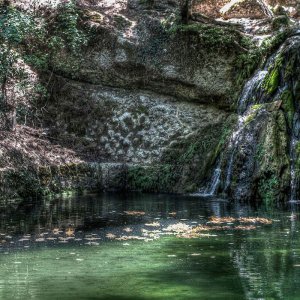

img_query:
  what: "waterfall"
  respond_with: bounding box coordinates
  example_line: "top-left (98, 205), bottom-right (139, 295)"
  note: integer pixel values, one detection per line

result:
top-left (290, 112), bottom-right (300, 200)
top-left (287, 36), bottom-right (300, 201)
top-left (204, 161), bottom-right (222, 196)
top-left (196, 159), bottom-right (222, 197)
top-left (200, 32), bottom-right (300, 201)
top-left (201, 67), bottom-right (269, 197)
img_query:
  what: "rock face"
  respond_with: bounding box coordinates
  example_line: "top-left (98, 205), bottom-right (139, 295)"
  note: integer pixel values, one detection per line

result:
top-left (1, 0), bottom-right (300, 201)
top-left (51, 5), bottom-right (239, 107)
top-left (48, 79), bottom-right (228, 164)
top-left (35, 0), bottom-right (246, 195)
top-left (0, 0), bottom-right (246, 199)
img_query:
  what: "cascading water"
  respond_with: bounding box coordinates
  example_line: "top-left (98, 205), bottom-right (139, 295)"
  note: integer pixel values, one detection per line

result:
top-left (201, 63), bottom-right (271, 197)
top-left (201, 31), bottom-right (300, 201)
top-left (223, 68), bottom-right (270, 192)
top-left (290, 107), bottom-right (300, 201)
top-left (201, 160), bottom-right (222, 196)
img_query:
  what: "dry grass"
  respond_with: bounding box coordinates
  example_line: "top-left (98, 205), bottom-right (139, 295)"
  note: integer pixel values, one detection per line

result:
top-left (0, 125), bottom-right (83, 171)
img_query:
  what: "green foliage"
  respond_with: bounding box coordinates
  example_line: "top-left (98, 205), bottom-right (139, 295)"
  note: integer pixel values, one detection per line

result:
top-left (0, 1), bottom-right (90, 127)
top-left (272, 15), bottom-right (289, 31)
top-left (0, 0), bottom-right (89, 71)
top-left (5, 168), bottom-right (46, 199)
top-left (0, 6), bottom-right (40, 45)
top-left (54, 1), bottom-right (89, 54)
top-left (23, 53), bottom-right (49, 71)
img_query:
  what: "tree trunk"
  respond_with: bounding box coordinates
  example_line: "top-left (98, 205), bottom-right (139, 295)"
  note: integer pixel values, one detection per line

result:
top-left (0, 51), bottom-right (16, 131)
top-left (257, 0), bottom-right (274, 18)
top-left (181, 0), bottom-right (194, 24)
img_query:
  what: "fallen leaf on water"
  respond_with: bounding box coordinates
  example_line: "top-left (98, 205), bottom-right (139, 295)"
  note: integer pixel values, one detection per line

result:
top-left (239, 217), bottom-right (272, 225)
top-left (35, 238), bottom-right (45, 242)
top-left (235, 225), bottom-right (256, 230)
top-left (116, 236), bottom-right (145, 241)
top-left (84, 237), bottom-right (101, 241)
top-left (209, 217), bottom-right (236, 224)
top-left (192, 225), bottom-right (211, 232)
top-left (18, 238), bottom-right (30, 242)
top-left (164, 223), bottom-right (191, 233)
top-left (65, 228), bottom-right (75, 237)
top-left (52, 228), bottom-right (61, 235)
top-left (85, 242), bottom-right (100, 246)
top-left (145, 222), bottom-right (160, 227)
top-left (106, 233), bottom-right (116, 239)
top-left (123, 227), bottom-right (133, 233)
top-left (124, 211), bottom-right (145, 216)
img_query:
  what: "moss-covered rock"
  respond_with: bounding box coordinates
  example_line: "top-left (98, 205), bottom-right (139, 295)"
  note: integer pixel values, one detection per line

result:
top-left (280, 89), bottom-right (294, 129)
top-left (255, 110), bottom-right (290, 204)
top-left (263, 55), bottom-right (283, 95)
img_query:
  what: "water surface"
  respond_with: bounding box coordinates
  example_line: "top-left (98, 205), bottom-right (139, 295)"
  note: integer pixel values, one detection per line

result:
top-left (0, 192), bottom-right (300, 300)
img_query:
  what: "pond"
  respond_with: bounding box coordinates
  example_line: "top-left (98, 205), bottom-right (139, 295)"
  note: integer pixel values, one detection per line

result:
top-left (0, 192), bottom-right (300, 300)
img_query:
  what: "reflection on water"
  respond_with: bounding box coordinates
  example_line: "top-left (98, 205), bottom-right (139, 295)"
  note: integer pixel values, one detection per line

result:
top-left (0, 192), bottom-right (300, 300)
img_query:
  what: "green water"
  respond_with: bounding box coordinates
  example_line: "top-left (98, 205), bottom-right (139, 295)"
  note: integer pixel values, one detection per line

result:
top-left (1, 193), bottom-right (300, 300)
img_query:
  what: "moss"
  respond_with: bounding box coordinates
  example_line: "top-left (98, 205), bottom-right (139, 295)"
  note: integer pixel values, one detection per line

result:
top-left (255, 110), bottom-right (290, 203)
top-left (252, 104), bottom-right (263, 110)
top-left (255, 143), bottom-right (265, 162)
top-left (263, 56), bottom-right (283, 95)
top-left (127, 164), bottom-right (179, 193)
top-left (235, 47), bottom-right (263, 87)
top-left (281, 90), bottom-right (294, 129)
top-left (258, 174), bottom-right (279, 206)
top-left (243, 104), bottom-right (264, 125)
top-left (0, 163), bottom-right (103, 201)
top-left (167, 23), bottom-right (244, 50)
top-left (4, 168), bottom-right (47, 199)
top-left (211, 119), bottom-right (236, 164)
top-left (234, 29), bottom-right (292, 91)
top-left (244, 113), bottom-right (256, 125)
top-left (157, 115), bottom-right (236, 193)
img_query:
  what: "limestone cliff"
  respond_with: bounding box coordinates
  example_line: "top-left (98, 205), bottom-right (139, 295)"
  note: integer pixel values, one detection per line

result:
top-left (0, 0), bottom-right (298, 200)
